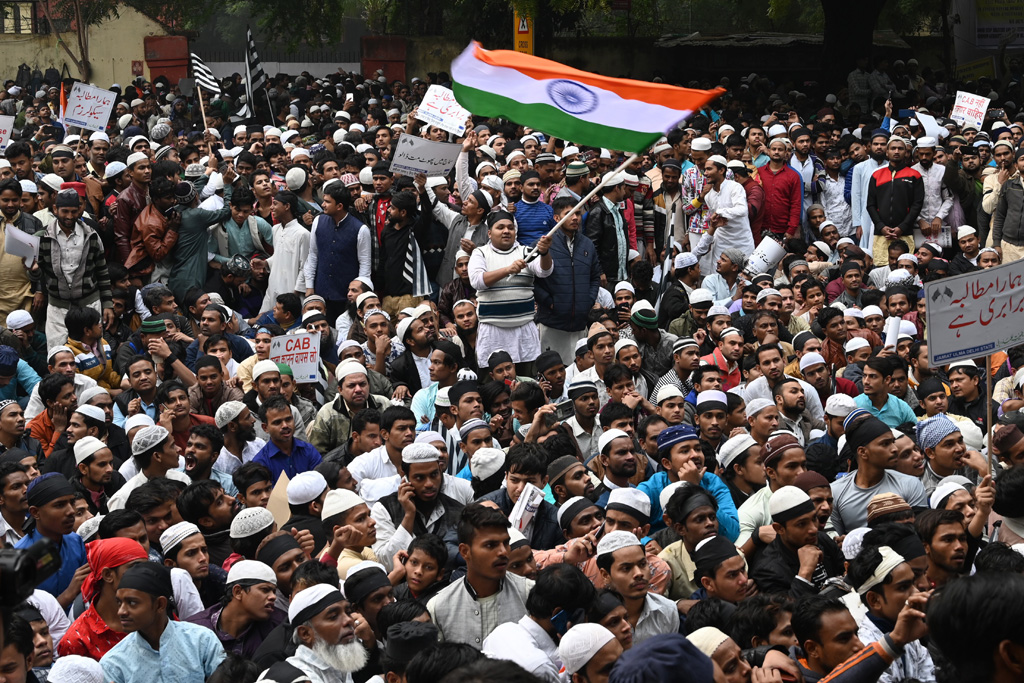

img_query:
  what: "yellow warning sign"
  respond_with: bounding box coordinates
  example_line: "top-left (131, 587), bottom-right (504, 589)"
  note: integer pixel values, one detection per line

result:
top-left (514, 12), bottom-right (534, 54)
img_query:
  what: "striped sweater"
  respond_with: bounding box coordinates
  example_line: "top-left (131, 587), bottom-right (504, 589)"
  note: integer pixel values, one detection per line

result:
top-left (34, 221), bottom-right (112, 308)
top-left (472, 242), bottom-right (539, 328)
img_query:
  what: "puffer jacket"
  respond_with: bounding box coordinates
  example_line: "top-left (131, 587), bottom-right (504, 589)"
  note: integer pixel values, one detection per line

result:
top-left (867, 163), bottom-right (924, 235)
top-left (993, 174), bottom-right (1024, 247)
top-left (534, 229), bottom-right (601, 332)
top-left (65, 337), bottom-right (120, 390)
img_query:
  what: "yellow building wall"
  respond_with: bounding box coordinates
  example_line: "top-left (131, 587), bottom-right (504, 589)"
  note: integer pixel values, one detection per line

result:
top-left (0, 7), bottom-right (169, 89)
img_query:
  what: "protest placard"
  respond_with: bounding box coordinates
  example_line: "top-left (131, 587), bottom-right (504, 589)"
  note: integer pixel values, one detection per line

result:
top-left (950, 91), bottom-right (990, 130)
top-left (389, 135), bottom-right (463, 177)
top-left (63, 82), bottom-right (117, 132)
top-left (0, 116), bottom-right (14, 150)
top-left (414, 85), bottom-right (472, 136)
top-left (270, 331), bottom-right (321, 383)
top-left (924, 258), bottom-right (1024, 365)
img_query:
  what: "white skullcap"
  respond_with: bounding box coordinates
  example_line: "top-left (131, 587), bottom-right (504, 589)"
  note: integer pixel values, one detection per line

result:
top-left (78, 387), bottom-right (110, 407)
top-left (470, 448), bottom-right (505, 480)
top-left (631, 300), bottom-right (655, 315)
top-left (415, 431), bottom-right (444, 446)
top-left (336, 360), bottom-right (368, 382)
top-left (89, 131), bottom-right (110, 143)
top-left (659, 481), bottom-right (689, 511)
top-left (614, 281), bottom-right (634, 295)
top-left (957, 226), bottom-right (977, 240)
top-left (596, 530), bottom-right (641, 558)
top-left (675, 252), bottom-right (699, 269)
top-left (75, 404), bottom-right (106, 423)
top-left (356, 291), bottom-right (378, 307)
top-left (844, 337), bottom-right (870, 353)
top-left (435, 387), bottom-right (451, 408)
top-left (688, 627), bottom-right (731, 658)
top-left (708, 305), bottom-right (731, 318)
top-left (745, 397), bottom-right (775, 417)
top-left (559, 624), bottom-right (616, 675)
top-left (720, 327), bottom-right (743, 340)
top-left (73, 435), bottom-right (106, 465)
top-left (689, 288), bottom-right (714, 305)
top-left (48, 655), bottom-right (105, 683)
top-left (811, 241), bottom-right (833, 259)
top-left (127, 152), bottom-right (148, 168)
top-left (350, 123), bottom-right (366, 133)
top-left (607, 487), bottom-right (652, 521)
top-left (842, 526), bottom-right (871, 561)
top-left (930, 481), bottom-right (967, 510)
top-left (799, 352), bottom-right (826, 373)
top-left (76, 515), bottom-right (104, 542)
top-left (396, 317), bottom-right (415, 343)
top-left (769, 486), bottom-right (813, 521)
top-left (837, 237), bottom-right (855, 248)
top-left (916, 136), bottom-right (937, 148)
top-left (5, 310), bottom-right (33, 330)
top-left (215, 400), bottom-right (247, 428)
top-left (160, 521), bottom-right (201, 556)
top-left (707, 154), bottom-right (728, 167)
top-left (655, 385), bottom-right (684, 404)
top-left (691, 137), bottom-right (712, 151)
top-left (252, 359), bottom-right (281, 381)
top-left (756, 288), bottom-right (781, 304)
top-left (862, 305), bottom-right (884, 318)
top-left (402, 443), bottom-right (440, 464)
top-left (131, 426), bottom-right (169, 456)
top-left (614, 339), bottom-right (638, 355)
top-left (287, 471), bottom-right (328, 505)
top-left (227, 559), bottom-right (277, 586)
top-left (897, 253), bottom-right (918, 264)
top-left (229, 506), bottom-right (275, 539)
top-left (288, 583), bottom-right (343, 623)
top-left (322, 488), bottom-right (366, 520)
top-left (767, 124), bottom-right (787, 137)
top-left (825, 393), bottom-right (857, 418)
top-left (234, 124), bottom-right (248, 136)
top-left (718, 434), bottom-right (759, 470)
top-left (597, 428), bottom-right (630, 454)
top-left (19, 180), bottom-right (37, 194)
top-left (124, 414), bottom-right (155, 433)
top-left (557, 496), bottom-right (594, 528)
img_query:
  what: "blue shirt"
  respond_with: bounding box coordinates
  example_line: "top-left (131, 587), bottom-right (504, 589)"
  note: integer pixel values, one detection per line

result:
top-left (0, 359), bottom-right (40, 403)
top-left (15, 529), bottom-right (86, 598)
top-left (208, 468), bottom-right (238, 497)
top-left (114, 396), bottom-right (157, 428)
top-left (637, 470), bottom-right (740, 541)
top-left (101, 620), bottom-right (225, 683)
top-left (854, 393), bottom-right (918, 428)
top-left (252, 438), bottom-right (323, 482)
top-left (514, 199), bottom-right (555, 246)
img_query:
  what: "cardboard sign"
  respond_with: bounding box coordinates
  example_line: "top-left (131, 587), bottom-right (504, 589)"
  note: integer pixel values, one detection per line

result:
top-left (270, 331), bottom-right (321, 383)
top-left (925, 259), bottom-right (1024, 365)
top-left (415, 85), bottom-right (471, 136)
top-left (0, 115), bottom-right (14, 151)
top-left (266, 471), bottom-right (291, 529)
top-left (950, 91), bottom-right (990, 130)
top-left (389, 135), bottom-right (463, 178)
top-left (63, 82), bottom-right (117, 132)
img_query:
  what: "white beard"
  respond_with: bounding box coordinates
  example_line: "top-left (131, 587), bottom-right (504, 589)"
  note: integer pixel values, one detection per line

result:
top-left (312, 635), bottom-right (369, 673)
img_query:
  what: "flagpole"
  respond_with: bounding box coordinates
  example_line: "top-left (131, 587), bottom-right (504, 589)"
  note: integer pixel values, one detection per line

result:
top-left (197, 89), bottom-right (209, 133)
top-left (524, 153), bottom-right (638, 263)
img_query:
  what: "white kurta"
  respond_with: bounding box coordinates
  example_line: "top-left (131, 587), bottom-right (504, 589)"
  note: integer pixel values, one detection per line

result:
top-left (705, 178), bottom-right (755, 271)
top-left (263, 219), bottom-right (310, 311)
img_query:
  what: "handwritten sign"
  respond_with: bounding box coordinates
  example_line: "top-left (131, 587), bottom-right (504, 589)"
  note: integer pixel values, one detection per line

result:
top-left (389, 135), bottom-right (462, 178)
top-left (925, 259), bottom-right (1024, 365)
top-left (0, 115), bottom-right (13, 151)
top-left (414, 85), bottom-right (471, 136)
top-left (269, 331), bottom-right (321, 383)
top-left (950, 91), bottom-right (990, 130)
top-left (63, 83), bottom-right (116, 132)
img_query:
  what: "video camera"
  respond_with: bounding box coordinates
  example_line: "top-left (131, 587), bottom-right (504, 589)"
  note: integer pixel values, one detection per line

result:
top-left (0, 539), bottom-right (61, 607)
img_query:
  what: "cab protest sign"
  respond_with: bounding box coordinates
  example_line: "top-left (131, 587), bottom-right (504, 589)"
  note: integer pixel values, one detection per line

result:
top-left (270, 331), bottom-right (321, 382)
top-left (0, 115), bottom-right (14, 150)
top-left (414, 85), bottom-right (472, 136)
top-left (925, 259), bottom-right (1024, 365)
top-left (63, 83), bottom-right (117, 132)
top-left (950, 91), bottom-right (990, 131)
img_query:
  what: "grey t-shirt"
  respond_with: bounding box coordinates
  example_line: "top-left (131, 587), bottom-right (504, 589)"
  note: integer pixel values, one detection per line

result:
top-left (830, 470), bottom-right (928, 535)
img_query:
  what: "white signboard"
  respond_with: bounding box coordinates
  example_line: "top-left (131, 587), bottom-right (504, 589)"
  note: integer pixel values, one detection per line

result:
top-left (389, 135), bottom-right (462, 178)
top-left (63, 82), bottom-right (117, 132)
top-left (950, 91), bottom-right (990, 130)
top-left (414, 85), bottom-right (471, 136)
top-left (269, 331), bottom-right (321, 383)
top-left (924, 259), bottom-right (1024, 365)
top-left (0, 116), bottom-right (14, 150)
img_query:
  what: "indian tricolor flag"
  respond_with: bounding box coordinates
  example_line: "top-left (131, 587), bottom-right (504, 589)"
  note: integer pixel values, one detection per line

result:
top-left (452, 42), bottom-right (725, 153)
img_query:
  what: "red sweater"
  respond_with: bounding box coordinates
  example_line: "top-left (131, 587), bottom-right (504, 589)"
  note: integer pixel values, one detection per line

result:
top-left (758, 163), bottom-right (802, 235)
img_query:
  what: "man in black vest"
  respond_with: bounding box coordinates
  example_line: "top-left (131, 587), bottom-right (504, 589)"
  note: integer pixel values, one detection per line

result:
top-left (369, 442), bottom-right (462, 572)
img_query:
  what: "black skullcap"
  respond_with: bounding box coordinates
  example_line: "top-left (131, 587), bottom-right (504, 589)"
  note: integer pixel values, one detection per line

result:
top-left (536, 350), bottom-right (564, 373)
top-left (488, 350), bottom-right (514, 370)
top-left (609, 633), bottom-right (713, 683)
top-left (841, 260), bottom-right (863, 274)
top-left (383, 622), bottom-right (439, 666)
top-left (0, 448), bottom-right (30, 466)
top-left (345, 564), bottom-right (391, 606)
top-left (916, 376), bottom-right (946, 401)
top-left (27, 472), bottom-right (75, 508)
top-left (486, 210), bottom-right (514, 229)
top-left (520, 170), bottom-right (540, 183)
top-left (118, 562), bottom-right (174, 599)
top-left (256, 533), bottom-right (302, 567)
top-left (0, 346), bottom-right (19, 376)
top-left (692, 535), bottom-right (740, 576)
top-left (448, 380), bottom-right (480, 405)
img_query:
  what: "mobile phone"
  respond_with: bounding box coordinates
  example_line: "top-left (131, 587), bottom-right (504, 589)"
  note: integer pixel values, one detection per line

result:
top-left (346, 93), bottom-right (354, 103)
top-left (553, 399), bottom-right (575, 423)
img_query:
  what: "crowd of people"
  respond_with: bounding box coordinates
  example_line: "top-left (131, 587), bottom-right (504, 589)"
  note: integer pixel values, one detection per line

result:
top-left (0, 53), bottom-right (1022, 683)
